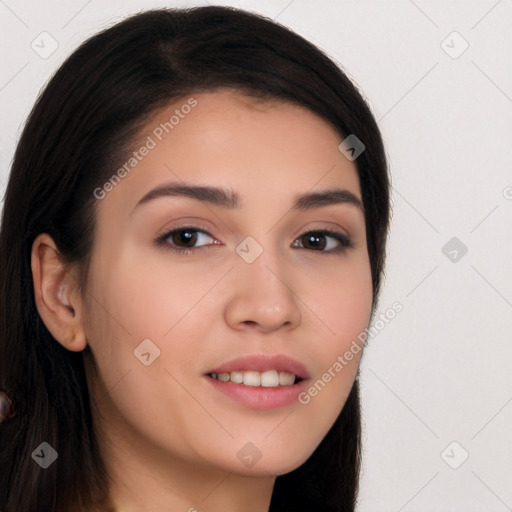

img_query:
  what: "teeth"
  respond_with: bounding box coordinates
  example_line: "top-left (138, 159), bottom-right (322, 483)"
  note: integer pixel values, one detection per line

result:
top-left (261, 370), bottom-right (279, 387)
top-left (278, 371), bottom-right (295, 386)
top-left (230, 371), bottom-right (243, 384)
top-left (243, 371), bottom-right (260, 387)
top-left (211, 370), bottom-right (297, 387)
top-left (218, 373), bottom-right (230, 382)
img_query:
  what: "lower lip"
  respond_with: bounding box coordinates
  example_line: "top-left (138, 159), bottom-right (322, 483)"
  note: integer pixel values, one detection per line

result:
top-left (205, 376), bottom-right (308, 410)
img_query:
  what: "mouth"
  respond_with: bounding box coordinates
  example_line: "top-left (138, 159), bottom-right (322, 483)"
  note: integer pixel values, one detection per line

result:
top-left (206, 370), bottom-right (304, 387)
top-left (204, 354), bottom-right (310, 410)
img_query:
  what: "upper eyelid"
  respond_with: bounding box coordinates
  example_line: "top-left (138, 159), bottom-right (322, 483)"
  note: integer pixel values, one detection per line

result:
top-left (161, 225), bottom-right (347, 237)
top-left (156, 223), bottom-right (214, 240)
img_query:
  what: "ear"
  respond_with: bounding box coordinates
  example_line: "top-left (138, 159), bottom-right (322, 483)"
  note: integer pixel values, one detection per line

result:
top-left (31, 233), bottom-right (87, 352)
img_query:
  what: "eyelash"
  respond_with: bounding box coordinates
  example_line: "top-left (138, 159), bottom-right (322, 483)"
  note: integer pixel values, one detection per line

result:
top-left (155, 225), bottom-right (353, 255)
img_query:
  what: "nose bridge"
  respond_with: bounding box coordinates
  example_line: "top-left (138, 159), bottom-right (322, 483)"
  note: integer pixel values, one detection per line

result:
top-left (236, 234), bottom-right (291, 293)
top-left (224, 238), bottom-right (302, 331)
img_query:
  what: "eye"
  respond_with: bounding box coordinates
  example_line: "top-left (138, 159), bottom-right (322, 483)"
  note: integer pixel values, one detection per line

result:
top-left (292, 229), bottom-right (352, 253)
top-left (155, 226), bottom-right (219, 254)
top-left (155, 227), bottom-right (352, 255)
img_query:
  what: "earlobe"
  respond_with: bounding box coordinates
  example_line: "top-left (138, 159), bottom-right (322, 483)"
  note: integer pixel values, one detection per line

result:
top-left (31, 233), bottom-right (87, 352)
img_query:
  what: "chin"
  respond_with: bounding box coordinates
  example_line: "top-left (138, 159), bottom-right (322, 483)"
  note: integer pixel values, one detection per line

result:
top-left (226, 447), bottom-right (315, 478)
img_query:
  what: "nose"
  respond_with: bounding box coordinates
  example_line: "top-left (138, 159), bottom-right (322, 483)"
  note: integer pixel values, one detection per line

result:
top-left (224, 256), bottom-right (302, 334)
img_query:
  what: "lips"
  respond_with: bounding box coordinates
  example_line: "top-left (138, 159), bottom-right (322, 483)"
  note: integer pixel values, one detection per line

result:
top-left (205, 354), bottom-right (310, 409)
top-left (206, 354), bottom-right (310, 381)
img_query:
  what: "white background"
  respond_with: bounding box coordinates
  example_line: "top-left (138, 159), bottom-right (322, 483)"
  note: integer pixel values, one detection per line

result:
top-left (1, 1), bottom-right (511, 510)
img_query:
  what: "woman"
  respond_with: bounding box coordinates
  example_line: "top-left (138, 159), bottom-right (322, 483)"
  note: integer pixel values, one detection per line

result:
top-left (0, 6), bottom-right (390, 511)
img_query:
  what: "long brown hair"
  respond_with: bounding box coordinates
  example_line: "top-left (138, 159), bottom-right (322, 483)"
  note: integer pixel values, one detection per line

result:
top-left (0, 7), bottom-right (390, 511)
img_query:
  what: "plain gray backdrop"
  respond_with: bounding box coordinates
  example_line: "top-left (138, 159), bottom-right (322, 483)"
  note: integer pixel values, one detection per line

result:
top-left (1, 1), bottom-right (511, 510)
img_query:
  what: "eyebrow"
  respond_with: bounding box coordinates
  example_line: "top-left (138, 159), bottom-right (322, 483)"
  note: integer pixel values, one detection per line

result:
top-left (132, 183), bottom-right (364, 213)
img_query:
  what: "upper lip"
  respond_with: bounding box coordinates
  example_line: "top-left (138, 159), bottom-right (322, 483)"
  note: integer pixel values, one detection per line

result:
top-left (207, 354), bottom-right (310, 380)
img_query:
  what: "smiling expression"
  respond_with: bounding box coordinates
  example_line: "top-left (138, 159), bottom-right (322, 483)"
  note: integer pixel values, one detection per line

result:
top-left (80, 89), bottom-right (373, 477)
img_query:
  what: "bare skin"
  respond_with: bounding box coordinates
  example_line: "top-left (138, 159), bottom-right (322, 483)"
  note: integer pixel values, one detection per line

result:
top-left (32, 90), bottom-right (373, 512)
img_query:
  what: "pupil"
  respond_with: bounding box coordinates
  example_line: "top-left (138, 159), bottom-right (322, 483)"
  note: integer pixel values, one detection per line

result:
top-left (174, 230), bottom-right (197, 247)
top-left (304, 233), bottom-right (325, 250)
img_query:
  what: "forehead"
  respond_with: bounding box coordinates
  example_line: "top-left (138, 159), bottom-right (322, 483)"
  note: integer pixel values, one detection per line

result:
top-left (97, 89), bottom-right (362, 215)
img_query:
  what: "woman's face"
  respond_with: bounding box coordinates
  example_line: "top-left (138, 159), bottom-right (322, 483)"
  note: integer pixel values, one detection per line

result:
top-left (82, 90), bottom-right (373, 477)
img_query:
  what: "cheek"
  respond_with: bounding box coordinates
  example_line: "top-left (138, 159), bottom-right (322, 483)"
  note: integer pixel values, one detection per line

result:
top-left (86, 244), bottom-right (221, 338)
top-left (299, 251), bottom-right (373, 342)
top-left (291, 254), bottom-right (372, 422)
top-left (82, 246), bottom-right (228, 392)
top-left (81, 252), bottom-right (215, 454)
